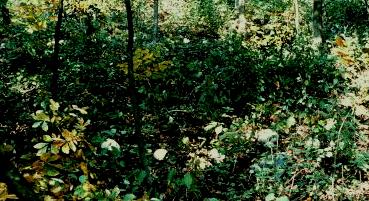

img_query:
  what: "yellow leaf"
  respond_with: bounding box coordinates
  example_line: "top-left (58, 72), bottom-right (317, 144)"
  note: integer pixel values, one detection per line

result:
top-left (50, 186), bottom-right (62, 194)
top-left (335, 36), bottom-right (346, 47)
top-left (80, 162), bottom-right (88, 175)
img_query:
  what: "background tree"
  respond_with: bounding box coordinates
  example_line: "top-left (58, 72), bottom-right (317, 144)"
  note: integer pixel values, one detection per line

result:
top-left (312, 0), bottom-right (323, 48)
top-left (153, 0), bottom-right (159, 42)
top-left (51, 0), bottom-right (64, 99)
top-left (124, 0), bottom-right (147, 169)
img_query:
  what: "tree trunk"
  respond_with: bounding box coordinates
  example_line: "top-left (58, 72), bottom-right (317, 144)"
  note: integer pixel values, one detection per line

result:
top-left (51, 0), bottom-right (64, 99)
top-left (312, 0), bottom-right (323, 48)
top-left (124, 0), bottom-right (147, 169)
top-left (153, 0), bottom-right (159, 43)
top-left (0, 0), bottom-right (10, 25)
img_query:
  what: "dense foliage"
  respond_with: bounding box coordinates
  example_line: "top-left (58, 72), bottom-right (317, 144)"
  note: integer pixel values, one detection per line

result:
top-left (1, 0), bottom-right (369, 200)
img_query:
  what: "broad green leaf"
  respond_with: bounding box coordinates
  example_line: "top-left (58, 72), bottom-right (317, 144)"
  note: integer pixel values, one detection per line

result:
top-left (265, 193), bottom-right (275, 201)
top-left (33, 110), bottom-right (50, 121)
top-left (49, 99), bottom-right (60, 111)
top-left (46, 168), bottom-right (60, 176)
top-left (43, 135), bottom-right (52, 142)
top-left (182, 136), bottom-right (189, 144)
top-left (137, 170), bottom-right (147, 185)
top-left (34, 142), bottom-right (48, 149)
top-left (256, 129), bottom-right (278, 142)
top-left (167, 168), bottom-right (176, 185)
top-left (276, 196), bottom-right (289, 201)
top-left (32, 121), bottom-right (42, 128)
top-left (286, 116), bottom-right (296, 128)
top-left (119, 160), bottom-right (125, 167)
top-left (36, 146), bottom-right (48, 156)
top-left (41, 121), bottom-right (48, 132)
top-left (214, 125), bottom-right (223, 135)
top-left (50, 144), bottom-right (59, 154)
top-left (204, 122), bottom-right (217, 131)
top-left (72, 105), bottom-right (88, 114)
top-left (79, 175), bottom-right (88, 183)
top-left (183, 173), bottom-right (193, 189)
top-left (123, 194), bottom-right (136, 201)
top-left (153, 148), bottom-right (167, 161)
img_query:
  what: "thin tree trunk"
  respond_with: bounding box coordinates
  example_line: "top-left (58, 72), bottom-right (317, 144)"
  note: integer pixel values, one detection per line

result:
top-left (312, 0), bottom-right (323, 49)
top-left (51, 0), bottom-right (64, 99)
top-left (153, 0), bottom-right (159, 43)
top-left (294, 0), bottom-right (300, 34)
top-left (1, 0), bottom-right (10, 25)
top-left (124, 0), bottom-right (147, 169)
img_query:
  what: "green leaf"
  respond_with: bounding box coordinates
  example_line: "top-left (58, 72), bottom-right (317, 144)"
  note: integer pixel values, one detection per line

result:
top-left (49, 99), bottom-right (60, 111)
top-left (41, 121), bottom-right (48, 132)
top-left (62, 143), bottom-right (70, 154)
top-left (183, 173), bottom-right (193, 189)
top-left (43, 135), bottom-right (52, 142)
top-left (265, 193), bottom-right (275, 201)
top-left (214, 125), bottom-right (223, 135)
top-left (50, 144), bottom-right (59, 154)
top-left (79, 175), bottom-right (88, 183)
top-left (33, 110), bottom-right (50, 121)
top-left (36, 146), bottom-right (48, 156)
top-left (34, 142), bottom-right (48, 149)
top-left (167, 168), bottom-right (176, 185)
top-left (119, 160), bottom-right (125, 167)
top-left (136, 170), bottom-right (147, 185)
top-left (46, 168), bottom-right (60, 176)
top-left (74, 186), bottom-right (84, 197)
top-left (32, 121), bottom-right (42, 128)
top-left (72, 105), bottom-right (88, 114)
top-left (276, 196), bottom-right (289, 201)
top-left (286, 116), bottom-right (296, 128)
top-left (123, 194), bottom-right (136, 201)
top-left (204, 121), bottom-right (217, 131)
